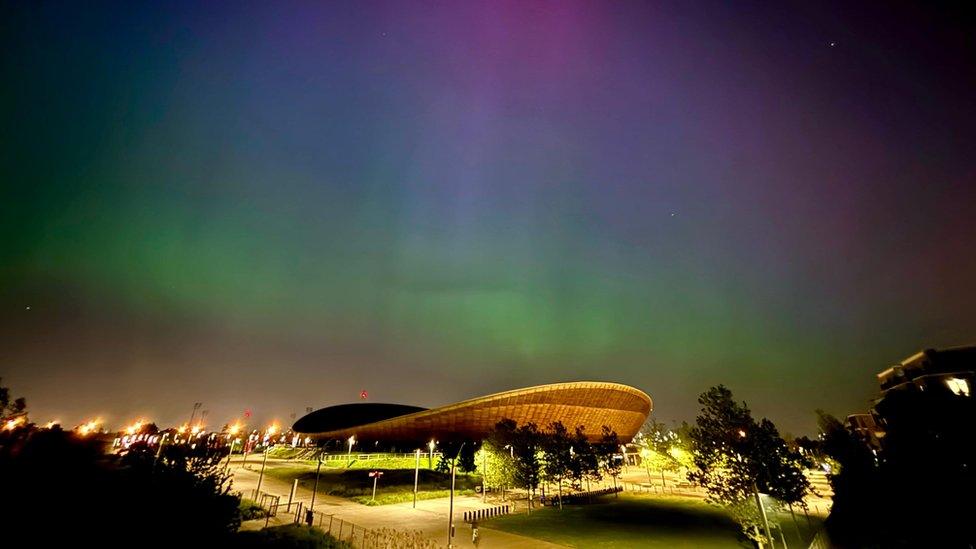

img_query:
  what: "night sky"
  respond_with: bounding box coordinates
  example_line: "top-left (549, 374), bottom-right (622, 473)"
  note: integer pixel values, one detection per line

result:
top-left (2, 2), bottom-right (975, 435)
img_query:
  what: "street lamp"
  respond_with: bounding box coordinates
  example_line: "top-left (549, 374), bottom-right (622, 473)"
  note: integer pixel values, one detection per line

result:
top-left (737, 429), bottom-right (773, 547)
top-left (225, 437), bottom-right (240, 469)
top-left (347, 435), bottom-right (356, 463)
top-left (413, 448), bottom-right (421, 508)
top-left (447, 442), bottom-right (465, 549)
top-left (254, 424), bottom-right (277, 496)
top-left (427, 439), bottom-right (436, 469)
top-left (255, 445), bottom-right (270, 496)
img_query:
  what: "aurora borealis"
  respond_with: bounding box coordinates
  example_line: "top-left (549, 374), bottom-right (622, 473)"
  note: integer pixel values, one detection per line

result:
top-left (2, 2), bottom-right (975, 434)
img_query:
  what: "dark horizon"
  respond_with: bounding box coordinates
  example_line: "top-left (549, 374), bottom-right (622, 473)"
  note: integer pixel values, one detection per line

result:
top-left (3, 1), bottom-right (975, 435)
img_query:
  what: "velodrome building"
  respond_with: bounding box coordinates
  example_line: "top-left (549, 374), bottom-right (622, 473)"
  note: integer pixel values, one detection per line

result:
top-left (293, 381), bottom-right (652, 444)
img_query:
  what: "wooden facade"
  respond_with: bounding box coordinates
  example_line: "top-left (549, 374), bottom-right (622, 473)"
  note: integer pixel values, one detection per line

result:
top-left (297, 381), bottom-right (652, 443)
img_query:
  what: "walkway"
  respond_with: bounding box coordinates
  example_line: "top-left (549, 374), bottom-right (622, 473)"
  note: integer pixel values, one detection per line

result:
top-left (229, 461), bottom-right (564, 548)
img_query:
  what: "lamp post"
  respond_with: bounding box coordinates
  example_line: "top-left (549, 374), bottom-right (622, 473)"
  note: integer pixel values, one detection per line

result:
top-left (427, 439), bottom-right (436, 469)
top-left (153, 432), bottom-right (170, 472)
top-left (754, 483), bottom-right (773, 548)
top-left (738, 429), bottom-right (773, 548)
top-left (447, 442), bottom-right (465, 548)
top-left (310, 453), bottom-right (323, 511)
top-left (225, 438), bottom-right (237, 470)
top-left (347, 435), bottom-right (356, 463)
top-left (255, 446), bottom-right (270, 495)
top-left (187, 402), bottom-right (202, 433)
top-left (242, 432), bottom-right (255, 468)
top-left (413, 448), bottom-right (421, 508)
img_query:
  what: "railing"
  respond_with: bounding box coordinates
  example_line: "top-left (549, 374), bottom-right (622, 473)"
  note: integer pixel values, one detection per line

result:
top-left (622, 480), bottom-right (704, 496)
top-left (245, 488), bottom-right (438, 548)
top-left (462, 504), bottom-right (510, 523)
top-left (551, 486), bottom-right (622, 504)
top-left (317, 452), bottom-right (443, 462)
top-left (807, 528), bottom-right (832, 549)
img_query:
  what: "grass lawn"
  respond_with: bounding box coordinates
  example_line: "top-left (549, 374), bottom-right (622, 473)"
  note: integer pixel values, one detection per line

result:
top-left (485, 493), bottom-right (751, 548)
top-left (262, 462), bottom-right (481, 505)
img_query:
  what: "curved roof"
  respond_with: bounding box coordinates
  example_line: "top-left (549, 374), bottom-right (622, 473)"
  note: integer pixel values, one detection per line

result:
top-left (293, 381), bottom-right (652, 443)
top-left (292, 403), bottom-right (427, 434)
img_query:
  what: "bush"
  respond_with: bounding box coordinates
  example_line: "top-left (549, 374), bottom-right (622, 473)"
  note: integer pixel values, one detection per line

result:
top-left (1, 430), bottom-right (241, 547)
top-left (239, 498), bottom-right (268, 520)
top-left (351, 488), bottom-right (476, 506)
top-left (232, 524), bottom-right (353, 548)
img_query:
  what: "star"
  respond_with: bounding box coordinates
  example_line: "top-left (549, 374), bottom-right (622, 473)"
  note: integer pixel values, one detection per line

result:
top-left (26, 306), bottom-right (31, 310)
top-left (829, 41), bottom-right (836, 47)
top-left (670, 212), bottom-right (676, 217)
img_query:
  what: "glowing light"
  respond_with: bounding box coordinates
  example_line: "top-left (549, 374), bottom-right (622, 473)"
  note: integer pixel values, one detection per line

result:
top-left (77, 418), bottom-right (101, 436)
top-left (44, 420), bottom-right (59, 429)
top-left (267, 424), bottom-right (279, 436)
top-left (124, 419), bottom-right (145, 436)
top-left (946, 377), bottom-right (970, 397)
top-left (737, 430), bottom-right (747, 438)
top-left (229, 422), bottom-right (242, 436)
top-left (4, 416), bottom-right (25, 430)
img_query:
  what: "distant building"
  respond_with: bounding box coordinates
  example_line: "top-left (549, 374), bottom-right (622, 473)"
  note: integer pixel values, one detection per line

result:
top-left (845, 346), bottom-right (974, 447)
top-left (293, 381), bottom-right (652, 446)
top-left (870, 345), bottom-right (974, 470)
top-left (845, 413), bottom-right (883, 449)
top-left (876, 345), bottom-right (974, 397)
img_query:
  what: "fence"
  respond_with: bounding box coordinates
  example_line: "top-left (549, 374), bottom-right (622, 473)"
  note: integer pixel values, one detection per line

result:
top-left (807, 528), bottom-right (832, 549)
top-left (623, 480), bottom-right (705, 496)
top-left (245, 489), bottom-right (438, 548)
top-left (551, 486), bottom-right (623, 505)
top-left (318, 452), bottom-right (442, 462)
top-left (462, 504), bottom-right (510, 523)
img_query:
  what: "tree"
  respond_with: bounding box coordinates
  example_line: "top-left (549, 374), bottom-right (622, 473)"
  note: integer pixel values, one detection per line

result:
top-left (567, 426), bottom-right (600, 491)
top-left (815, 411), bottom-right (882, 543)
top-left (0, 377), bottom-right (27, 423)
top-left (594, 426), bottom-right (622, 495)
top-left (540, 421), bottom-right (573, 508)
top-left (688, 385), bottom-right (809, 545)
top-left (1, 427), bottom-right (241, 547)
top-left (638, 419), bottom-right (682, 485)
top-left (475, 439), bottom-right (516, 499)
top-left (121, 440), bottom-right (241, 538)
top-left (435, 440), bottom-right (477, 473)
top-left (511, 422), bottom-right (542, 508)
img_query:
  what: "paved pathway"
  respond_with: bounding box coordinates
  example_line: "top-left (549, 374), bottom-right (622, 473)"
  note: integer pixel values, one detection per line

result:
top-left (229, 460), bottom-right (564, 548)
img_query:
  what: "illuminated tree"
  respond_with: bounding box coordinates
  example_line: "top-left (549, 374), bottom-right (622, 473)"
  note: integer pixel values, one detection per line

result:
top-left (475, 439), bottom-right (516, 497)
top-left (688, 385), bottom-right (809, 544)
top-left (638, 419), bottom-right (682, 485)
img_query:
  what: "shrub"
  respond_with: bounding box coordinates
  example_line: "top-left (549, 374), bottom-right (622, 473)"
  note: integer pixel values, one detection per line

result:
top-left (232, 524), bottom-right (353, 548)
